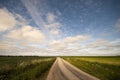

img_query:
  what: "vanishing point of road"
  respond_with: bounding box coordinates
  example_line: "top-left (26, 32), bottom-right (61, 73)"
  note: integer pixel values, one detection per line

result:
top-left (46, 57), bottom-right (100, 80)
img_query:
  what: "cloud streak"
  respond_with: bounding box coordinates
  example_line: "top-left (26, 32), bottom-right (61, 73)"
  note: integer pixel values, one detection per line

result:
top-left (0, 0), bottom-right (120, 56)
top-left (115, 19), bottom-right (120, 32)
top-left (21, 0), bottom-right (62, 37)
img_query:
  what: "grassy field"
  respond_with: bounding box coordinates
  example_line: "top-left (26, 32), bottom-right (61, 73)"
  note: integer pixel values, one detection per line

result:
top-left (0, 56), bottom-right (55, 80)
top-left (63, 56), bottom-right (120, 80)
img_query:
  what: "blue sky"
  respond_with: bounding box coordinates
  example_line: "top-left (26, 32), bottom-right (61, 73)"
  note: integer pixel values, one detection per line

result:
top-left (0, 0), bottom-right (120, 56)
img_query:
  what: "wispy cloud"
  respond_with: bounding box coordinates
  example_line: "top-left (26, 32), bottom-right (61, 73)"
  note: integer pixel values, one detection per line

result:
top-left (44, 13), bottom-right (61, 36)
top-left (0, 0), bottom-right (120, 56)
top-left (21, 0), bottom-right (62, 36)
top-left (46, 12), bottom-right (57, 23)
top-left (115, 19), bottom-right (120, 32)
top-left (44, 22), bottom-right (61, 29)
top-left (50, 29), bottom-right (60, 35)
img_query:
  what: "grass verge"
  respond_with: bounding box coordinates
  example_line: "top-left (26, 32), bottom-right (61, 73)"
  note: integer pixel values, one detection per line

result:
top-left (0, 56), bottom-right (55, 80)
top-left (64, 56), bottom-right (120, 80)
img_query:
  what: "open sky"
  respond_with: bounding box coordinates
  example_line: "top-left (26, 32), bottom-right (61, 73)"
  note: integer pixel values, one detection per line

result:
top-left (0, 0), bottom-right (120, 56)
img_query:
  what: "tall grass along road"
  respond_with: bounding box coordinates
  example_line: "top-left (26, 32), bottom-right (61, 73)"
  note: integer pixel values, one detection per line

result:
top-left (0, 56), bottom-right (55, 80)
top-left (47, 57), bottom-right (99, 80)
top-left (64, 57), bottom-right (120, 80)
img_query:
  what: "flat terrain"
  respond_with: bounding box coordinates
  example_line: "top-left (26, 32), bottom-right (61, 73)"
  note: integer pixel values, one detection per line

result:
top-left (63, 56), bottom-right (120, 80)
top-left (0, 56), bottom-right (119, 80)
top-left (0, 56), bottom-right (55, 80)
top-left (47, 57), bottom-right (99, 80)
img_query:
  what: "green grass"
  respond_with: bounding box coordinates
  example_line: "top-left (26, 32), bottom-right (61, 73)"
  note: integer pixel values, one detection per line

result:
top-left (0, 56), bottom-right (55, 80)
top-left (63, 56), bottom-right (120, 80)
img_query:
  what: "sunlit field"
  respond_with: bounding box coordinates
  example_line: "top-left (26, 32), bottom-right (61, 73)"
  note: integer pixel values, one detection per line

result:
top-left (0, 56), bottom-right (120, 80)
top-left (63, 56), bottom-right (120, 80)
top-left (0, 56), bottom-right (55, 80)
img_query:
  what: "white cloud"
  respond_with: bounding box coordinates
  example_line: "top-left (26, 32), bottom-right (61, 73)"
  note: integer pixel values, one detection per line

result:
top-left (0, 44), bottom-right (16, 51)
top-left (48, 40), bottom-right (66, 51)
top-left (47, 35), bottom-right (90, 53)
top-left (0, 8), bottom-right (44, 44)
top-left (1, 6), bottom-right (119, 56)
top-left (45, 35), bottom-right (90, 54)
top-left (86, 39), bottom-right (120, 50)
top-left (0, 43), bottom-right (22, 55)
top-left (4, 25), bottom-right (46, 43)
top-left (0, 8), bottom-right (17, 32)
top-left (1, 34), bottom-right (120, 56)
top-left (64, 35), bottom-right (90, 43)
top-left (86, 40), bottom-right (109, 48)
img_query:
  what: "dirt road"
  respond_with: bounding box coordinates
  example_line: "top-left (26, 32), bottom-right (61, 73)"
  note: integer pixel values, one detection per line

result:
top-left (46, 57), bottom-right (99, 80)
